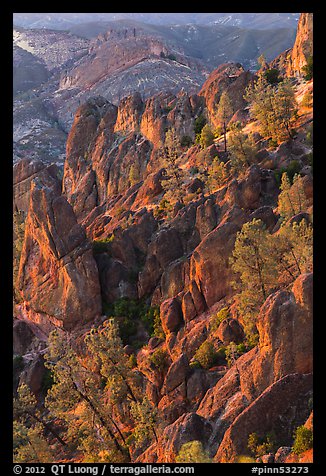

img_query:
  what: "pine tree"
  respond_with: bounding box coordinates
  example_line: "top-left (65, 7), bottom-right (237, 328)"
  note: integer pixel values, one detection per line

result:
top-left (230, 219), bottom-right (279, 336)
top-left (199, 124), bottom-right (215, 148)
top-left (207, 157), bottom-right (229, 192)
top-left (44, 328), bottom-right (130, 461)
top-left (275, 220), bottom-right (313, 286)
top-left (278, 173), bottom-right (307, 219)
top-left (273, 80), bottom-right (298, 139)
top-left (84, 319), bottom-right (139, 404)
top-left (130, 396), bottom-right (160, 447)
top-left (231, 219), bottom-right (278, 303)
top-left (244, 75), bottom-right (277, 140)
top-left (245, 76), bottom-right (298, 143)
top-left (160, 127), bottom-right (185, 204)
top-left (14, 383), bottom-right (66, 447)
top-left (14, 421), bottom-right (54, 463)
top-left (216, 90), bottom-right (233, 152)
top-left (228, 121), bottom-right (258, 172)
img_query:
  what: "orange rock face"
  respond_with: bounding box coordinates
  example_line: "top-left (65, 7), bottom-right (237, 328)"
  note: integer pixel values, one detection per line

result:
top-left (16, 180), bottom-right (102, 332)
top-left (288, 13), bottom-right (313, 76)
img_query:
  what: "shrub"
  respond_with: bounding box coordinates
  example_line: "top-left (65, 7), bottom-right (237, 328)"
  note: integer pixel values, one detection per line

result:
top-left (152, 308), bottom-right (165, 340)
top-left (194, 115), bottom-right (207, 135)
top-left (128, 354), bottom-right (137, 369)
top-left (149, 349), bottom-right (169, 372)
top-left (274, 160), bottom-right (302, 185)
top-left (180, 135), bottom-right (193, 148)
top-left (41, 369), bottom-right (54, 394)
top-left (153, 198), bottom-right (172, 220)
top-left (292, 426), bottom-right (313, 455)
top-left (302, 56), bottom-right (313, 80)
top-left (264, 68), bottom-right (280, 85)
top-left (306, 123), bottom-right (313, 146)
top-left (189, 166), bottom-right (199, 176)
top-left (248, 432), bottom-right (276, 457)
top-left (245, 333), bottom-right (259, 349)
top-left (189, 360), bottom-right (202, 370)
top-left (176, 441), bottom-right (211, 463)
top-left (102, 298), bottom-right (159, 345)
top-left (209, 307), bottom-right (230, 332)
top-left (236, 455), bottom-right (256, 463)
top-left (193, 341), bottom-right (217, 369)
top-left (215, 345), bottom-right (227, 363)
top-left (301, 91), bottom-right (313, 108)
top-left (200, 124), bottom-right (214, 148)
top-left (92, 234), bottom-right (115, 255)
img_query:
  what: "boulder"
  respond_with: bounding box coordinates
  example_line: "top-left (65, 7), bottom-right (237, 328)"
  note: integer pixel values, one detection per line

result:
top-left (249, 206), bottom-right (278, 232)
top-left (274, 447), bottom-right (292, 463)
top-left (13, 319), bottom-right (35, 355)
top-left (160, 298), bottom-right (183, 335)
top-left (157, 412), bottom-right (213, 462)
top-left (13, 158), bottom-right (61, 214)
top-left (163, 354), bottom-right (190, 393)
top-left (190, 221), bottom-right (239, 307)
top-left (217, 318), bottom-right (245, 345)
top-left (182, 291), bottom-right (197, 322)
top-left (20, 354), bottom-right (46, 399)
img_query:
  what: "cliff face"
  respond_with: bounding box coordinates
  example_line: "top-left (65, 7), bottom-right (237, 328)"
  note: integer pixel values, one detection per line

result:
top-left (16, 178), bottom-right (101, 332)
top-left (288, 13), bottom-right (313, 75)
top-left (272, 13), bottom-right (313, 77)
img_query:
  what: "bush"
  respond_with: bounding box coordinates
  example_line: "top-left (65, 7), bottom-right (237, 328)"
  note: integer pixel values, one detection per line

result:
top-left (274, 160), bottom-right (302, 185)
top-left (41, 369), bottom-right (54, 394)
top-left (248, 432), bottom-right (276, 457)
top-left (193, 341), bottom-right (217, 369)
top-left (92, 234), bottom-right (115, 255)
top-left (264, 68), bottom-right (280, 85)
top-left (180, 135), bottom-right (193, 148)
top-left (153, 198), bottom-right (172, 220)
top-left (306, 123), bottom-right (313, 146)
top-left (292, 426), bottom-right (313, 455)
top-left (215, 345), bottom-right (227, 362)
top-left (176, 441), bottom-right (211, 463)
top-left (301, 91), bottom-right (313, 108)
top-left (149, 349), bottom-right (169, 372)
top-left (209, 307), bottom-right (230, 332)
top-left (200, 124), bottom-right (214, 148)
top-left (302, 56), bottom-right (313, 80)
top-left (189, 166), bottom-right (199, 176)
top-left (236, 455), bottom-right (256, 463)
top-left (103, 298), bottom-right (160, 345)
top-left (194, 115), bottom-right (207, 135)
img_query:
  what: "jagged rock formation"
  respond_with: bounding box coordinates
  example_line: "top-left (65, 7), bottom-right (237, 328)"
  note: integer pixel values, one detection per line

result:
top-left (13, 158), bottom-right (61, 213)
top-left (199, 63), bottom-right (255, 128)
top-left (16, 178), bottom-right (101, 332)
top-left (135, 273), bottom-right (313, 462)
top-left (272, 13), bottom-right (313, 77)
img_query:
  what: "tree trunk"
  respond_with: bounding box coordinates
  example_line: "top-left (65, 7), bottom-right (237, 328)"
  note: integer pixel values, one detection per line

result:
top-left (223, 122), bottom-right (227, 153)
